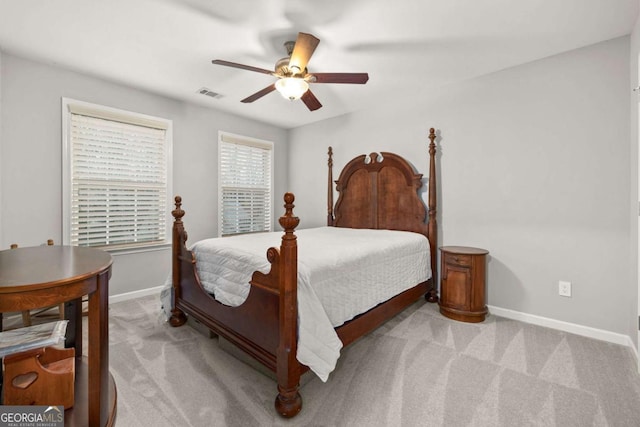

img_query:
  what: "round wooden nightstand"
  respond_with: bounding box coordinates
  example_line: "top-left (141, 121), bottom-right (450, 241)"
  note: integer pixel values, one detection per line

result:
top-left (438, 246), bottom-right (489, 323)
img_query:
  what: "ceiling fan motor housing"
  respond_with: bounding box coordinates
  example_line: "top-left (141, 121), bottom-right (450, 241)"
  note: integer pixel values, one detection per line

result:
top-left (275, 57), bottom-right (305, 77)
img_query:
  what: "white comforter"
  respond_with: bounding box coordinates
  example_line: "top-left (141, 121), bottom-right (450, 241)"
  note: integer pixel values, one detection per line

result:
top-left (191, 226), bottom-right (431, 381)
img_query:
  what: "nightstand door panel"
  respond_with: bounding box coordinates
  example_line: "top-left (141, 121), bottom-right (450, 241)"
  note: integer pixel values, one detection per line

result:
top-left (442, 265), bottom-right (471, 311)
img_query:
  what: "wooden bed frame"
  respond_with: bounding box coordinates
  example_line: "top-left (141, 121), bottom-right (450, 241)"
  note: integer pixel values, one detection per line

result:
top-left (169, 128), bottom-right (439, 418)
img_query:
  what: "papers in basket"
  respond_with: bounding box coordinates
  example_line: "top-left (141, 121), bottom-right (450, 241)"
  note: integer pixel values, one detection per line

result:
top-left (0, 320), bottom-right (68, 358)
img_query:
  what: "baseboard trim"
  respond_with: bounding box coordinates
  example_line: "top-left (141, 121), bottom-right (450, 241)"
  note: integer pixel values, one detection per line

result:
top-left (488, 305), bottom-right (634, 349)
top-left (109, 285), bottom-right (164, 305)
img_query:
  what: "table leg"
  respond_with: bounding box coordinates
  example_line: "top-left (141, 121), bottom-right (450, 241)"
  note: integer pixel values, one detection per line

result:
top-left (88, 270), bottom-right (109, 426)
top-left (64, 298), bottom-right (83, 358)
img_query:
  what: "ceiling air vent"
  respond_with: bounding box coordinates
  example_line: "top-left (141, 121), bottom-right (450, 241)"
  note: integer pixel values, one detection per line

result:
top-left (197, 87), bottom-right (222, 99)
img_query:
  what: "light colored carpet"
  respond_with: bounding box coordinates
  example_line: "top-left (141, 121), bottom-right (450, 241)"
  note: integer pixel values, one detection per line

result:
top-left (107, 295), bottom-right (640, 426)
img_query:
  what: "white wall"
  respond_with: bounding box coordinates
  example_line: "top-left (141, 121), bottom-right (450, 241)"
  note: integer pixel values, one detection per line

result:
top-left (631, 8), bottom-right (640, 351)
top-left (0, 52), bottom-right (2, 248)
top-left (0, 53), bottom-right (288, 296)
top-left (1, 37), bottom-right (634, 341)
top-left (289, 37), bottom-right (632, 337)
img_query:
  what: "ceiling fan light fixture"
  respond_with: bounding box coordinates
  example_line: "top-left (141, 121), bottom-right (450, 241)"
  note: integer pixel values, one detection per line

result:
top-left (211, 33), bottom-right (367, 111)
top-left (275, 77), bottom-right (309, 100)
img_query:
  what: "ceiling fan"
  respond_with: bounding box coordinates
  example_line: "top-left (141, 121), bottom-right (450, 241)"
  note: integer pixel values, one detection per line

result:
top-left (212, 32), bottom-right (369, 111)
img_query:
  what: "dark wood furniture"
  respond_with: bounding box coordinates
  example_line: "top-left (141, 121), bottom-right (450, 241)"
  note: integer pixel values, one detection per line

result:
top-left (169, 128), bottom-right (440, 418)
top-left (4, 346), bottom-right (75, 409)
top-left (9, 240), bottom-right (65, 328)
top-left (0, 245), bottom-right (117, 426)
top-left (439, 246), bottom-right (489, 323)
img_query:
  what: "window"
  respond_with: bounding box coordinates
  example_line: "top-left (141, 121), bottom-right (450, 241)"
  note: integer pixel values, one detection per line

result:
top-left (218, 132), bottom-right (273, 236)
top-left (62, 98), bottom-right (172, 251)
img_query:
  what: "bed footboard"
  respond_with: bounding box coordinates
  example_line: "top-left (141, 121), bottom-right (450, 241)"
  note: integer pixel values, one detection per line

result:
top-left (170, 193), bottom-right (303, 418)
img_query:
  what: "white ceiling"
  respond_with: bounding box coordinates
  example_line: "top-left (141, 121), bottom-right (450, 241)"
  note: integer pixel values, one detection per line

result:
top-left (0, 0), bottom-right (637, 129)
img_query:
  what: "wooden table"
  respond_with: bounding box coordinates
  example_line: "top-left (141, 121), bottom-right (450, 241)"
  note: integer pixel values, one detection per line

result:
top-left (0, 245), bottom-right (117, 426)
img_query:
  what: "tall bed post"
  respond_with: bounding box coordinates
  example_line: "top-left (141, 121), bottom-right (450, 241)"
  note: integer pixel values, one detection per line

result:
top-left (327, 146), bottom-right (334, 226)
top-left (426, 128), bottom-right (439, 303)
top-left (275, 193), bottom-right (303, 418)
top-left (170, 196), bottom-right (188, 326)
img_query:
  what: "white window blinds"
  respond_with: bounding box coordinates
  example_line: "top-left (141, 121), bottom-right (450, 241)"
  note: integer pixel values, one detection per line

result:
top-left (63, 99), bottom-right (172, 250)
top-left (219, 133), bottom-right (273, 236)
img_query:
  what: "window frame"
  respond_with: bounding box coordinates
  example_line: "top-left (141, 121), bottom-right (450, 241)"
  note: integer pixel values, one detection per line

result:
top-left (217, 131), bottom-right (274, 237)
top-left (61, 98), bottom-right (173, 253)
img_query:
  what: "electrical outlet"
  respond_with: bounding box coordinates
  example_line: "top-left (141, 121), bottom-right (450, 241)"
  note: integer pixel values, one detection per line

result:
top-left (559, 280), bottom-right (572, 297)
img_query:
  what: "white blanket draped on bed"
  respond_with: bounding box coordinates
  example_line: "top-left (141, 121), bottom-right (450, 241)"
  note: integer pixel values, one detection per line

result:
top-left (173, 226), bottom-right (431, 381)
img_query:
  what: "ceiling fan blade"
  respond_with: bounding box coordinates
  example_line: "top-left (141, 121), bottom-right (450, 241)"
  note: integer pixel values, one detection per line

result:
top-left (301, 90), bottom-right (322, 111)
top-left (212, 59), bottom-right (274, 75)
top-left (309, 73), bottom-right (369, 84)
top-left (241, 84), bottom-right (276, 103)
top-left (288, 32), bottom-right (320, 73)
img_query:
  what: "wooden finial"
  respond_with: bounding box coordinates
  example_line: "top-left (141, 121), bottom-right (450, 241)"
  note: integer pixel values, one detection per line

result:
top-left (279, 193), bottom-right (300, 234)
top-left (172, 196), bottom-right (185, 222)
top-left (428, 128), bottom-right (436, 151)
top-left (284, 192), bottom-right (294, 206)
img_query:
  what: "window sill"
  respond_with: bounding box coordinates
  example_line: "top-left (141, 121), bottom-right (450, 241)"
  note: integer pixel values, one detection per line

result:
top-left (101, 242), bottom-right (171, 256)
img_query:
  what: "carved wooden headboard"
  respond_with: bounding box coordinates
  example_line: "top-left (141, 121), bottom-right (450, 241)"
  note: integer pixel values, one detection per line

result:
top-left (326, 128), bottom-right (438, 284)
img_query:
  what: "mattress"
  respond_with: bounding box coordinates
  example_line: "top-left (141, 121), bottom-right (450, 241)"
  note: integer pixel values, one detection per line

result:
top-left (190, 226), bottom-right (431, 382)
